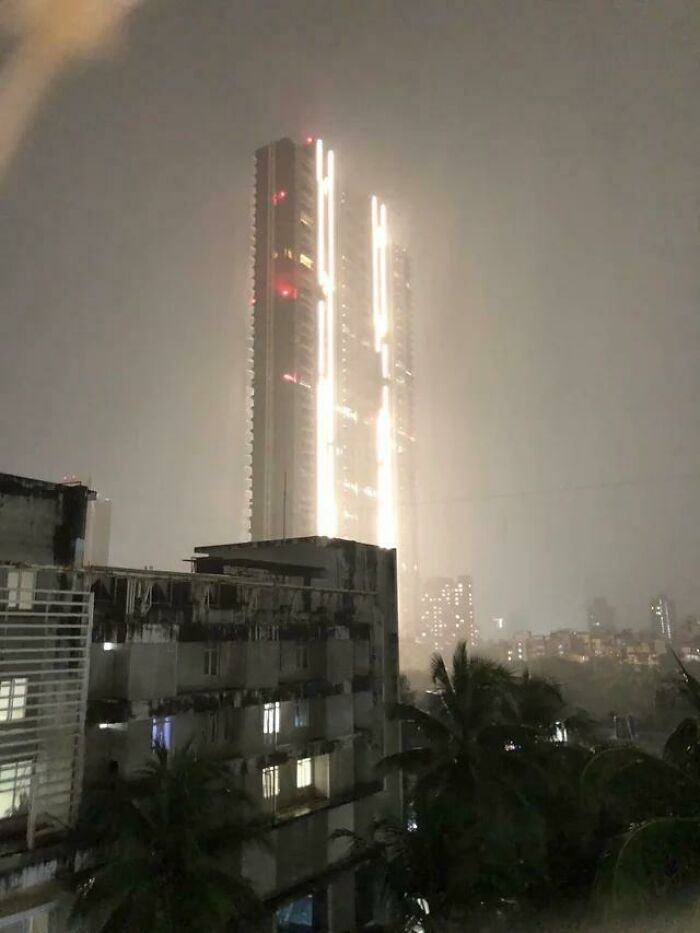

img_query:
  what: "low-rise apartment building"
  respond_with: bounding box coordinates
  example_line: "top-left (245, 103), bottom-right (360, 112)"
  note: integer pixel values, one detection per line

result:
top-left (0, 490), bottom-right (400, 931)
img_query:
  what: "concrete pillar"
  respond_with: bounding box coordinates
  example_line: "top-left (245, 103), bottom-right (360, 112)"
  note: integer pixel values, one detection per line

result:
top-left (327, 869), bottom-right (356, 933)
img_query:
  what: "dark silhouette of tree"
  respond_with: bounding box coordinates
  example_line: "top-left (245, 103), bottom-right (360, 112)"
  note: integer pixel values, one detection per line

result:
top-left (367, 642), bottom-right (596, 928)
top-left (72, 745), bottom-right (267, 932)
top-left (582, 651), bottom-right (700, 923)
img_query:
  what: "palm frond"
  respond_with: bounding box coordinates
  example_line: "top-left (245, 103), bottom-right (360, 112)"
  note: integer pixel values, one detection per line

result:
top-left (376, 747), bottom-right (434, 776)
top-left (387, 702), bottom-right (452, 742)
top-left (670, 648), bottom-right (700, 714)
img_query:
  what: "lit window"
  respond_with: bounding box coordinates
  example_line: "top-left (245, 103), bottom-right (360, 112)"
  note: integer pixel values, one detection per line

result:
top-left (6, 569), bottom-right (34, 610)
top-left (296, 757), bottom-right (312, 788)
top-left (151, 716), bottom-right (172, 751)
top-left (299, 253), bottom-right (313, 269)
top-left (204, 645), bottom-right (220, 677)
top-left (0, 678), bottom-right (27, 722)
top-left (0, 760), bottom-right (32, 818)
top-left (263, 702), bottom-right (280, 738)
top-left (295, 644), bottom-right (309, 670)
top-left (262, 765), bottom-right (279, 799)
top-left (294, 699), bottom-right (309, 729)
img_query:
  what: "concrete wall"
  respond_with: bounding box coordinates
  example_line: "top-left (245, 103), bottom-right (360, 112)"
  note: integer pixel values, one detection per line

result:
top-left (0, 474), bottom-right (89, 566)
top-left (327, 869), bottom-right (356, 933)
top-left (325, 694), bottom-right (354, 740)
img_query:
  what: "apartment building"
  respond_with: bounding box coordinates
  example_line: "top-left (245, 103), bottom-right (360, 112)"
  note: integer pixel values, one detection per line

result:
top-left (83, 537), bottom-right (400, 929)
top-left (0, 493), bottom-right (399, 931)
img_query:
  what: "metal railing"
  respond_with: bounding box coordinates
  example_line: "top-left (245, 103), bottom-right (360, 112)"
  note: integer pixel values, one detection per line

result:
top-left (0, 586), bottom-right (93, 849)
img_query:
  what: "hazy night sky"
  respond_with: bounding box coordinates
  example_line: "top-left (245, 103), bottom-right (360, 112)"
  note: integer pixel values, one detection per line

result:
top-left (1, 0), bottom-right (698, 634)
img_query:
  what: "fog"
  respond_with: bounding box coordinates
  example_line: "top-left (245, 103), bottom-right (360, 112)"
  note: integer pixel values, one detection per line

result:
top-left (1, 0), bottom-right (698, 634)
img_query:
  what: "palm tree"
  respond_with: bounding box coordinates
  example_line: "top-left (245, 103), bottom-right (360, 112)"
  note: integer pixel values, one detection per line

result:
top-left (582, 652), bottom-right (700, 921)
top-left (71, 745), bottom-right (267, 932)
top-left (373, 642), bottom-right (591, 927)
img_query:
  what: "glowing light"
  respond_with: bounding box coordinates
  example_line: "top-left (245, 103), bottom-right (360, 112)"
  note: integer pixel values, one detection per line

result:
top-left (315, 140), bottom-right (337, 536)
top-left (275, 280), bottom-right (297, 299)
top-left (304, 135), bottom-right (314, 145)
top-left (272, 189), bottom-right (287, 205)
top-left (372, 196), bottom-right (396, 548)
top-left (282, 373), bottom-right (298, 383)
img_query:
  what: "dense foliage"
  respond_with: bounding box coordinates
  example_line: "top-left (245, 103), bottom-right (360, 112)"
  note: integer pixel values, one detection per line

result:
top-left (357, 643), bottom-right (700, 931)
top-left (72, 746), bottom-right (266, 932)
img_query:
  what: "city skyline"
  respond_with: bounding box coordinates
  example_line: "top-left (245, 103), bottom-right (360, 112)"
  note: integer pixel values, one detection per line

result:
top-left (1, 0), bottom-right (698, 635)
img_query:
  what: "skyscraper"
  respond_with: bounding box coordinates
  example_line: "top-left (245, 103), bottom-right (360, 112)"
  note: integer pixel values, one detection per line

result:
top-left (248, 137), bottom-right (417, 619)
top-left (650, 594), bottom-right (674, 640)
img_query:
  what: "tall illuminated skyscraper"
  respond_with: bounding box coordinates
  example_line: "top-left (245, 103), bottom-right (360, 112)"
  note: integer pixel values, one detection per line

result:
top-left (248, 136), bottom-right (418, 620)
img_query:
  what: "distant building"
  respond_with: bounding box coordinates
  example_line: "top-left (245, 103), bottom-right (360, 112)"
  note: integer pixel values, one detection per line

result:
top-left (418, 575), bottom-right (478, 654)
top-left (84, 496), bottom-right (112, 566)
top-left (0, 471), bottom-right (92, 566)
top-left (0, 533), bottom-right (400, 930)
top-left (650, 594), bottom-right (674, 640)
top-left (587, 597), bottom-right (616, 634)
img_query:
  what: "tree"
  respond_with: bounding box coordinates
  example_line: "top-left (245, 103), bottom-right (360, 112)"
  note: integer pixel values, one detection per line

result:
top-left (374, 643), bottom-right (593, 928)
top-left (72, 745), bottom-right (267, 932)
top-left (582, 651), bottom-right (700, 922)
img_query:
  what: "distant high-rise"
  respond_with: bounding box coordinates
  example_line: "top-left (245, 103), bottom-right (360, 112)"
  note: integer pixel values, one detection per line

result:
top-left (650, 594), bottom-right (674, 640)
top-left (418, 575), bottom-right (478, 654)
top-left (248, 137), bottom-right (417, 621)
top-left (84, 496), bottom-right (112, 566)
top-left (587, 597), bottom-right (616, 634)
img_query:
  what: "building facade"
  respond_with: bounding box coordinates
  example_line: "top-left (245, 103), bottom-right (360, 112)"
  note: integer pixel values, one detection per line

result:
top-left (248, 137), bottom-right (418, 630)
top-left (650, 594), bottom-right (674, 640)
top-left (418, 575), bottom-right (478, 655)
top-left (587, 597), bottom-right (616, 635)
top-left (0, 473), bottom-right (93, 568)
top-left (0, 531), bottom-right (400, 931)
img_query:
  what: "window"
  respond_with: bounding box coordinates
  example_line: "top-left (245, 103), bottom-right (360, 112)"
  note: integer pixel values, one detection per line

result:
top-left (0, 678), bottom-right (27, 722)
top-left (299, 253), bottom-right (313, 269)
top-left (263, 702), bottom-right (280, 739)
top-left (296, 757), bottom-right (312, 789)
top-left (6, 569), bottom-right (34, 610)
top-left (262, 765), bottom-right (279, 799)
top-left (276, 895), bottom-right (313, 931)
top-left (293, 699), bottom-right (309, 729)
top-left (0, 760), bottom-right (32, 818)
top-left (204, 645), bottom-right (220, 676)
top-left (295, 644), bottom-right (309, 670)
top-left (151, 716), bottom-right (172, 751)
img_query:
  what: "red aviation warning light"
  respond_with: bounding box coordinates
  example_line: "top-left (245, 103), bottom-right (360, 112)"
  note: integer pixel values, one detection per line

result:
top-left (275, 280), bottom-right (297, 300)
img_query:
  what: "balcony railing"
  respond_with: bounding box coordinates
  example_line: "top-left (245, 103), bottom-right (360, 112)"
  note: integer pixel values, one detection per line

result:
top-left (0, 585), bottom-right (93, 850)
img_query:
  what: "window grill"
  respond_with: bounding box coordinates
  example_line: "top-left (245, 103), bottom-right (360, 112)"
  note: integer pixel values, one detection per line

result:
top-left (0, 582), bottom-right (93, 849)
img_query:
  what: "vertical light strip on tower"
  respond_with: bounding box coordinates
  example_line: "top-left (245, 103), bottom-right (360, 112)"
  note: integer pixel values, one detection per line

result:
top-left (371, 196), bottom-right (396, 548)
top-left (315, 140), bottom-right (337, 536)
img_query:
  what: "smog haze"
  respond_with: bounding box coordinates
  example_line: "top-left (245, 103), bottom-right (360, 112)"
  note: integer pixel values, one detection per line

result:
top-left (1, 0), bottom-right (698, 633)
